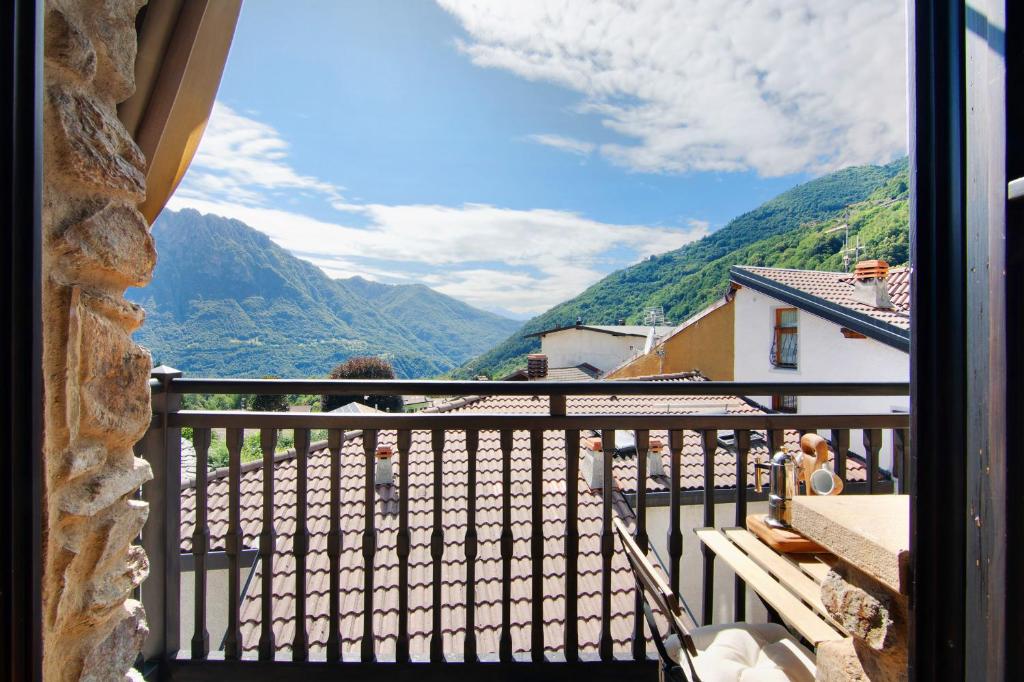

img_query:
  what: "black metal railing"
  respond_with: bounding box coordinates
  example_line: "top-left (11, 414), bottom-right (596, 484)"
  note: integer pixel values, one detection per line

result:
top-left (137, 371), bottom-right (909, 680)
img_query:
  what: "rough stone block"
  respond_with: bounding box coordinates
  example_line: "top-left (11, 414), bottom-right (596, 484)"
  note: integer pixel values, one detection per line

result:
top-left (58, 457), bottom-right (152, 519)
top-left (80, 600), bottom-right (149, 682)
top-left (821, 569), bottom-right (893, 650)
top-left (46, 84), bottom-right (146, 201)
top-left (72, 293), bottom-right (152, 447)
top-left (82, 0), bottom-right (148, 104)
top-left (44, 7), bottom-right (97, 82)
top-left (54, 201), bottom-right (156, 289)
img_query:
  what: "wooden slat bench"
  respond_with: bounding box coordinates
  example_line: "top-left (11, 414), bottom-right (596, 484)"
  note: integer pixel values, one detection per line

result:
top-left (695, 527), bottom-right (847, 647)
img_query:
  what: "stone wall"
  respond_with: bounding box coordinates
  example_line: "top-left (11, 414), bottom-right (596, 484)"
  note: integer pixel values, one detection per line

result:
top-left (42, 1), bottom-right (154, 680)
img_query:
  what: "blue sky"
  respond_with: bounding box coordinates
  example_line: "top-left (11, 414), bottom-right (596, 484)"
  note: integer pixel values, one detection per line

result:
top-left (168, 0), bottom-right (907, 319)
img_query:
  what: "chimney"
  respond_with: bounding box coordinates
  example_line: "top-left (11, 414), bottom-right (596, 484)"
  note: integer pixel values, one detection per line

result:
top-left (527, 353), bottom-right (548, 380)
top-left (851, 259), bottom-right (893, 309)
top-left (647, 438), bottom-right (666, 477)
top-left (583, 437), bottom-right (605, 489)
top-left (374, 445), bottom-right (394, 485)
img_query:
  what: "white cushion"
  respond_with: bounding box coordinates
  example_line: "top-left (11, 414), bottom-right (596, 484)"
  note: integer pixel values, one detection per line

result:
top-left (666, 623), bottom-right (816, 682)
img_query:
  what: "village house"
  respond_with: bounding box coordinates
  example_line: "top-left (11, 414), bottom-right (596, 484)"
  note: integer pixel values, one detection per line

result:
top-left (524, 322), bottom-right (676, 376)
top-left (608, 261), bottom-right (910, 468)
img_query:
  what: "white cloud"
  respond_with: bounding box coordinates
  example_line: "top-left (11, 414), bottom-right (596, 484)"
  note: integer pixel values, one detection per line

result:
top-left (438, 0), bottom-right (907, 177)
top-left (165, 195), bottom-right (708, 316)
top-left (176, 102), bottom-right (346, 206)
top-left (168, 101), bottom-right (709, 315)
top-left (526, 133), bottom-right (595, 156)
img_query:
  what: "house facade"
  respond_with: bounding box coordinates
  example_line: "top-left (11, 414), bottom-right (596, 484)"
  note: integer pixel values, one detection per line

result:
top-left (607, 297), bottom-right (735, 380)
top-left (730, 264), bottom-right (910, 417)
top-left (527, 324), bottom-right (674, 374)
top-left (605, 262), bottom-right (910, 469)
top-left (732, 263), bottom-right (910, 471)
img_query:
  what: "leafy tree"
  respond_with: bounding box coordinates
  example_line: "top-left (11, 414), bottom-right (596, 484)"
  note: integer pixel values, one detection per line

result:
top-left (207, 434), bottom-right (230, 470)
top-left (242, 376), bottom-right (290, 412)
top-left (321, 356), bottom-right (404, 413)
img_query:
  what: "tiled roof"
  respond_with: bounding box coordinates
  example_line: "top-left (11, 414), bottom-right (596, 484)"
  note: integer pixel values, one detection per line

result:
top-left (180, 385), bottom-right (864, 659)
top-left (586, 325), bottom-right (676, 338)
top-left (541, 364), bottom-right (602, 381)
top-left (526, 324), bottom-right (674, 339)
top-left (734, 266), bottom-right (910, 330)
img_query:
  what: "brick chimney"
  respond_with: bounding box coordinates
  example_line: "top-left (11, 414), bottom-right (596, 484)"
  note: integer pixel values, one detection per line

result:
top-left (851, 259), bottom-right (893, 309)
top-left (374, 445), bottom-right (394, 485)
top-left (527, 353), bottom-right (548, 380)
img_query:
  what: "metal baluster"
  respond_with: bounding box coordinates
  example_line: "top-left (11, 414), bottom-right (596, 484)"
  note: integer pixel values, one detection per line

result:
top-left (292, 428), bottom-right (310, 661)
top-left (396, 430), bottom-right (412, 662)
top-left (325, 429), bottom-right (343, 662)
top-left (667, 430), bottom-right (684, 598)
top-left (632, 430), bottom-right (650, 661)
top-left (599, 429), bottom-right (615, 661)
top-left (733, 430), bottom-right (751, 622)
top-left (224, 428), bottom-right (243, 660)
top-left (701, 430), bottom-right (718, 626)
top-left (564, 429), bottom-right (580, 662)
top-left (190, 428), bottom-right (211, 659)
top-left (530, 429), bottom-right (545, 662)
top-left (430, 429), bottom-right (445, 663)
top-left (258, 428), bottom-right (278, 660)
top-left (464, 430), bottom-right (479, 663)
top-left (864, 429), bottom-right (882, 494)
top-left (830, 429), bottom-right (849, 483)
top-left (499, 429), bottom-right (514, 662)
top-left (362, 429), bottom-right (378, 662)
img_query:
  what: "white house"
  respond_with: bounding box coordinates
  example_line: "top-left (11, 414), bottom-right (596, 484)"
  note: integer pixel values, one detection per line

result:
top-left (525, 323), bottom-right (675, 374)
top-left (730, 261), bottom-right (910, 470)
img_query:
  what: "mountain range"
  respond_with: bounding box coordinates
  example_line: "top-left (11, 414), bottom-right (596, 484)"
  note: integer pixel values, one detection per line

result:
top-left (451, 158), bottom-right (910, 379)
top-left (127, 209), bottom-right (520, 378)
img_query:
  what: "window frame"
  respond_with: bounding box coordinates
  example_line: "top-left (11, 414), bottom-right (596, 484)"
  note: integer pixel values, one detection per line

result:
top-left (771, 306), bottom-right (799, 369)
top-left (771, 394), bottom-right (798, 413)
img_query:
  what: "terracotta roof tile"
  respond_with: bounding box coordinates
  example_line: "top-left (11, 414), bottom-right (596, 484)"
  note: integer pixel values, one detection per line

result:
top-left (736, 266), bottom-right (910, 330)
top-left (180, 385), bottom-right (866, 658)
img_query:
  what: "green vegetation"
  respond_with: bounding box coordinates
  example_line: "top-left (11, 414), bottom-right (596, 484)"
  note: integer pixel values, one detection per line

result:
top-left (128, 209), bottom-right (519, 379)
top-left (321, 356), bottom-right (404, 413)
top-left (241, 376), bottom-right (290, 412)
top-left (453, 158), bottom-right (909, 380)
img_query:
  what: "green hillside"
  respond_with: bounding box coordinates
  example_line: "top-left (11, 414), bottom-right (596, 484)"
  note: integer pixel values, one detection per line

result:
top-left (452, 158), bottom-right (909, 379)
top-left (128, 209), bottom-right (519, 378)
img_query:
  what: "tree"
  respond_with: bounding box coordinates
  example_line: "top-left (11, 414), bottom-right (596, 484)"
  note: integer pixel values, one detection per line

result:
top-left (321, 356), bottom-right (404, 413)
top-left (243, 376), bottom-right (290, 412)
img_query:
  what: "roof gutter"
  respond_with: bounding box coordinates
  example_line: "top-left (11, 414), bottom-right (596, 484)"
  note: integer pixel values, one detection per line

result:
top-left (730, 267), bottom-right (910, 352)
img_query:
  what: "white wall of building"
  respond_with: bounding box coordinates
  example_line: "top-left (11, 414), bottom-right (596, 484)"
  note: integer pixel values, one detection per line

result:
top-left (540, 329), bottom-right (646, 372)
top-left (733, 287), bottom-right (909, 468)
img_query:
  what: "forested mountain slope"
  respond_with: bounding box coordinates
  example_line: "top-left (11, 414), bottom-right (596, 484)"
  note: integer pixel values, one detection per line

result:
top-left (128, 209), bottom-right (518, 378)
top-left (452, 158), bottom-right (909, 379)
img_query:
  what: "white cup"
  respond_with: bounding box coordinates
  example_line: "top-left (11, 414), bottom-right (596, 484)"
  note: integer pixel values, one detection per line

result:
top-left (809, 466), bottom-right (844, 495)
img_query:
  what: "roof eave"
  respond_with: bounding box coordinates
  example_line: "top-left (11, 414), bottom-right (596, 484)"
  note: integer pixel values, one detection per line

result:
top-left (524, 324), bottom-right (647, 339)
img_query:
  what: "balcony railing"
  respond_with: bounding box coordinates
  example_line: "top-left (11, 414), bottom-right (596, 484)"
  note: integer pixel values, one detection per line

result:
top-left (136, 371), bottom-right (909, 681)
